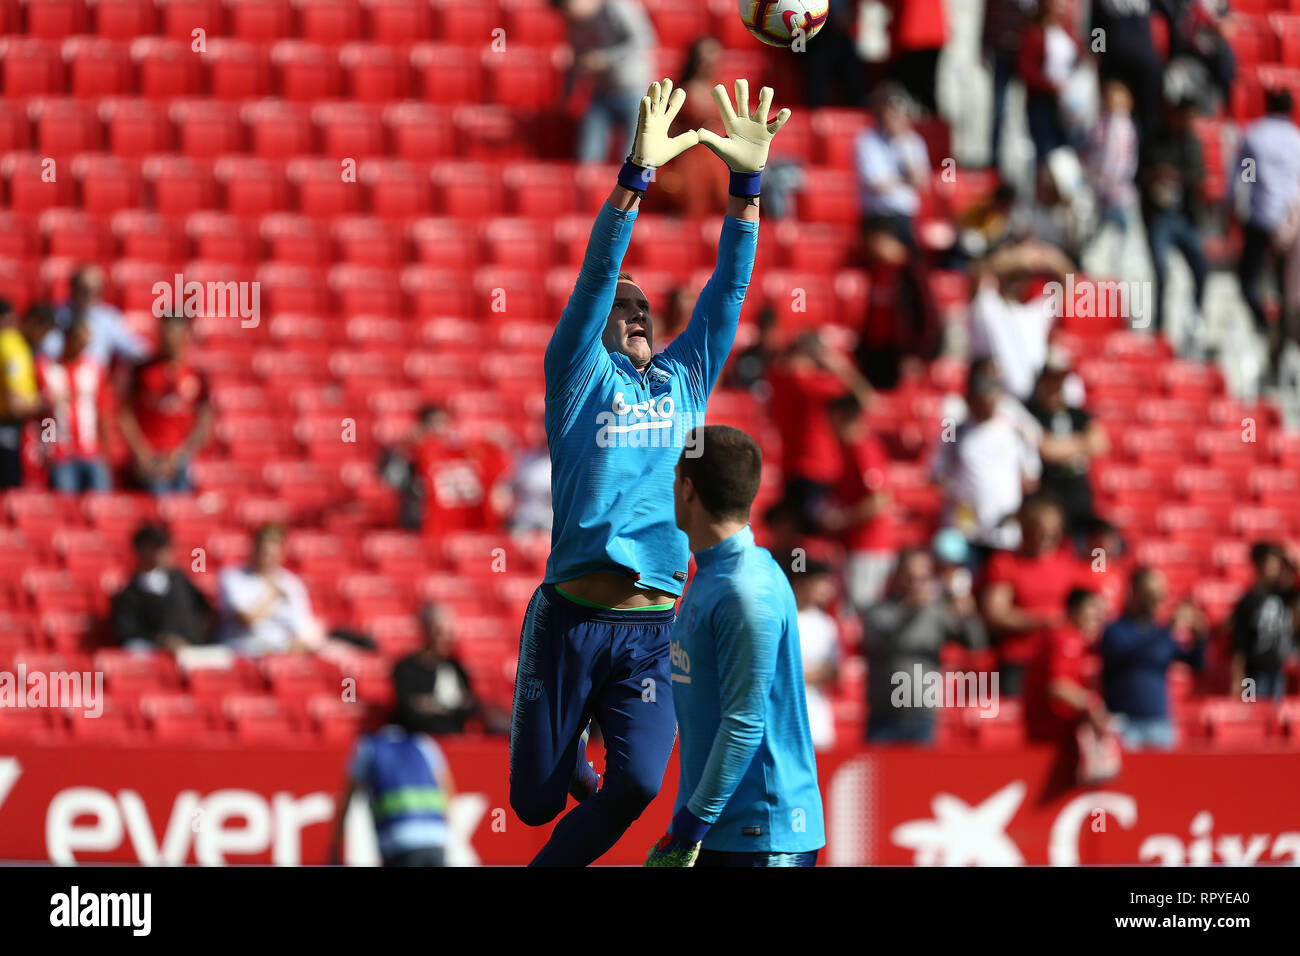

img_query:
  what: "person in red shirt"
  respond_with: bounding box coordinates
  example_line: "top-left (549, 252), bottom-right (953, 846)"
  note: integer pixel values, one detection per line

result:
top-left (822, 392), bottom-right (896, 614)
top-left (1080, 516), bottom-right (1129, 621)
top-left (408, 405), bottom-right (503, 536)
top-left (980, 495), bottom-right (1086, 696)
top-left (767, 333), bottom-right (874, 534)
top-left (887, 0), bottom-right (948, 115)
top-left (119, 313), bottom-right (212, 495)
top-left (35, 318), bottom-right (113, 494)
top-left (1024, 587), bottom-right (1111, 743)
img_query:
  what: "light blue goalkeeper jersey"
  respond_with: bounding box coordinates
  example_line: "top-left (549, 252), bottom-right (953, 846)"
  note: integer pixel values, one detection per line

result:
top-left (670, 525), bottom-right (826, 853)
top-left (543, 202), bottom-right (758, 596)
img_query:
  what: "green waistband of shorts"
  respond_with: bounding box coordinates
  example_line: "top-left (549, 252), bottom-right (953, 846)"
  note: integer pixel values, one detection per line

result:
top-left (554, 585), bottom-right (675, 611)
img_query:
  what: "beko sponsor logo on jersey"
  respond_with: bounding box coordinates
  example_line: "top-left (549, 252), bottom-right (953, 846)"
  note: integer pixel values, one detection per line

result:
top-left (670, 639), bottom-right (691, 683)
top-left (596, 392), bottom-right (693, 448)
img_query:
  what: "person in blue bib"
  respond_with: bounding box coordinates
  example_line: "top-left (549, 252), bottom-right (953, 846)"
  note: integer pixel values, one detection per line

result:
top-left (332, 724), bottom-right (455, 867)
top-left (646, 425), bottom-right (825, 867)
top-left (508, 77), bottom-right (792, 866)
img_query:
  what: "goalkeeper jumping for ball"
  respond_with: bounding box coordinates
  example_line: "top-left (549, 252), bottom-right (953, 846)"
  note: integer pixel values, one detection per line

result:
top-left (645, 425), bottom-right (825, 868)
top-left (508, 77), bottom-right (790, 866)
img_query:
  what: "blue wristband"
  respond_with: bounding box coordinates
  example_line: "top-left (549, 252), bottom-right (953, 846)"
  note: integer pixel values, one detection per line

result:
top-left (618, 156), bottom-right (654, 193)
top-left (670, 806), bottom-right (711, 845)
top-left (729, 169), bottom-right (762, 198)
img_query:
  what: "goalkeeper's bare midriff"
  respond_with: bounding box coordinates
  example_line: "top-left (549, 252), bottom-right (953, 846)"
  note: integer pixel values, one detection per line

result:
top-left (559, 572), bottom-right (675, 609)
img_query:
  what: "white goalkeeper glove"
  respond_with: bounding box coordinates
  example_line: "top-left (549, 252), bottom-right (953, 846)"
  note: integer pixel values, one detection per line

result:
top-left (618, 78), bottom-right (699, 193)
top-left (697, 79), bottom-right (792, 197)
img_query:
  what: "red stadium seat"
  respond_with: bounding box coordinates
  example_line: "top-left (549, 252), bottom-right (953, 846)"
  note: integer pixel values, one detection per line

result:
top-left (156, 0), bottom-right (225, 37)
top-left (0, 101), bottom-right (30, 152)
top-left (256, 261), bottom-right (332, 313)
top-left (131, 37), bottom-right (204, 98)
top-left (261, 211), bottom-right (332, 265)
top-left (72, 153), bottom-right (142, 214)
top-left (797, 167), bottom-right (860, 224)
top-left (93, 0), bottom-right (159, 38)
top-left (402, 264), bottom-right (475, 316)
top-left (205, 39), bottom-right (274, 99)
top-left (243, 99), bottom-right (315, 156)
top-left (63, 37), bottom-right (134, 98)
top-left (171, 99), bottom-right (245, 156)
top-left (0, 38), bottom-right (64, 97)
top-left (288, 156), bottom-right (363, 218)
top-left (215, 155), bottom-right (288, 217)
top-left (482, 217), bottom-right (555, 270)
top-left (29, 98), bottom-right (103, 155)
top-left (40, 208), bottom-right (115, 262)
top-left (312, 100), bottom-right (386, 157)
top-left (187, 210), bottom-right (261, 264)
top-left (383, 101), bottom-right (453, 160)
top-left (431, 160), bottom-right (504, 217)
top-left (332, 215), bottom-right (405, 265)
top-left (330, 263), bottom-right (403, 314)
top-left (223, 0), bottom-right (294, 41)
top-left (409, 216), bottom-right (479, 270)
top-left (100, 98), bottom-right (173, 157)
top-left (359, 157), bottom-right (432, 218)
top-left (340, 41), bottom-right (408, 101)
top-left (483, 45), bottom-right (563, 107)
top-left (363, 0), bottom-right (432, 44)
top-left (26, 0), bottom-right (89, 36)
top-left (140, 692), bottom-right (218, 741)
top-left (430, 0), bottom-right (499, 44)
top-left (294, 0), bottom-right (363, 43)
top-left (410, 42), bottom-right (481, 103)
top-left (272, 40), bottom-right (343, 100)
top-left (142, 155), bottom-right (219, 215)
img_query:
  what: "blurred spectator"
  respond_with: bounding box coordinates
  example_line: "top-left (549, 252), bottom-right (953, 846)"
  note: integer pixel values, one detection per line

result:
top-left (330, 724), bottom-right (455, 867)
top-left (724, 303), bottom-right (778, 393)
top-left (392, 603), bottom-right (482, 736)
top-left (1018, 0), bottom-right (1079, 165)
top-left (804, 0), bottom-right (866, 108)
top-left (956, 181), bottom-right (1018, 260)
top-left (1080, 516), bottom-right (1129, 619)
top-left (386, 405), bottom-right (507, 535)
top-left (1024, 351), bottom-right (1109, 534)
top-left (979, 495), bottom-right (1083, 696)
top-left (217, 523), bottom-right (321, 656)
top-left (886, 0), bottom-right (947, 115)
top-left (1086, 79), bottom-right (1140, 273)
top-left (968, 239), bottom-right (1072, 402)
top-left (823, 393), bottom-right (895, 614)
top-left (932, 527), bottom-right (973, 595)
top-left (118, 313), bottom-right (211, 495)
top-left (1023, 587), bottom-right (1111, 743)
top-left (656, 38), bottom-right (729, 217)
top-left (1089, 0), bottom-right (1168, 145)
top-left (555, 0), bottom-right (655, 164)
top-left (1228, 541), bottom-right (1297, 701)
top-left (863, 548), bottom-right (987, 744)
top-left (982, 0), bottom-right (1033, 168)
top-left (932, 360), bottom-right (1042, 551)
top-left (1140, 94), bottom-right (1207, 345)
top-left (856, 84), bottom-right (931, 247)
top-left (791, 560), bottom-right (841, 751)
top-left (35, 318), bottom-right (113, 494)
top-left (0, 302), bottom-right (54, 489)
top-left (768, 333), bottom-right (874, 533)
top-left (1168, 0), bottom-right (1234, 106)
top-left (508, 445), bottom-right (553, 534)
top-left (44, 265), bottom-right (147, 368)
top-left (111, 523), bottom-right (214, 652)
top-left (1019, 159), bottom-right (1091, 265)
top-left (856, 217), bottom-right (943, 390)
top-left (1237, 88), bottom-right (1300, 385)
top-left (1099, 566), bottom-right (1208, 750)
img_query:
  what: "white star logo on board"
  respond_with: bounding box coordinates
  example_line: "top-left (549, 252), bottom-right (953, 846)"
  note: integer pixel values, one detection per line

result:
top-left (890, 781), bottom-right (1027, 865)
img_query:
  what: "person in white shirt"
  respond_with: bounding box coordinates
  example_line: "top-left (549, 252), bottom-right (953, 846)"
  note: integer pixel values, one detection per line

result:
top-left (218, 523), bottom-right (321, 656)
top-left (932, 360), bottom-right (1042, 553)
top-left (855, 83), bottom-right (931, 245)
top-left (792, 560), bottom-right (841, 751)
top-left (968, 239), bottom-right (1072, 402)
top-left (44, 265), bottom-right (148, 367)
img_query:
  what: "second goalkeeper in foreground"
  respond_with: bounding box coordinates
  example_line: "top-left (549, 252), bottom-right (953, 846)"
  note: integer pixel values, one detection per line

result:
top-left (647, 425), bottom-right (826, 867)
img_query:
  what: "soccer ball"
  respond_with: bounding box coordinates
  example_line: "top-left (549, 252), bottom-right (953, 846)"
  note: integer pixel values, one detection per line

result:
top-left (737, 0), bottom-right (829, 48)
